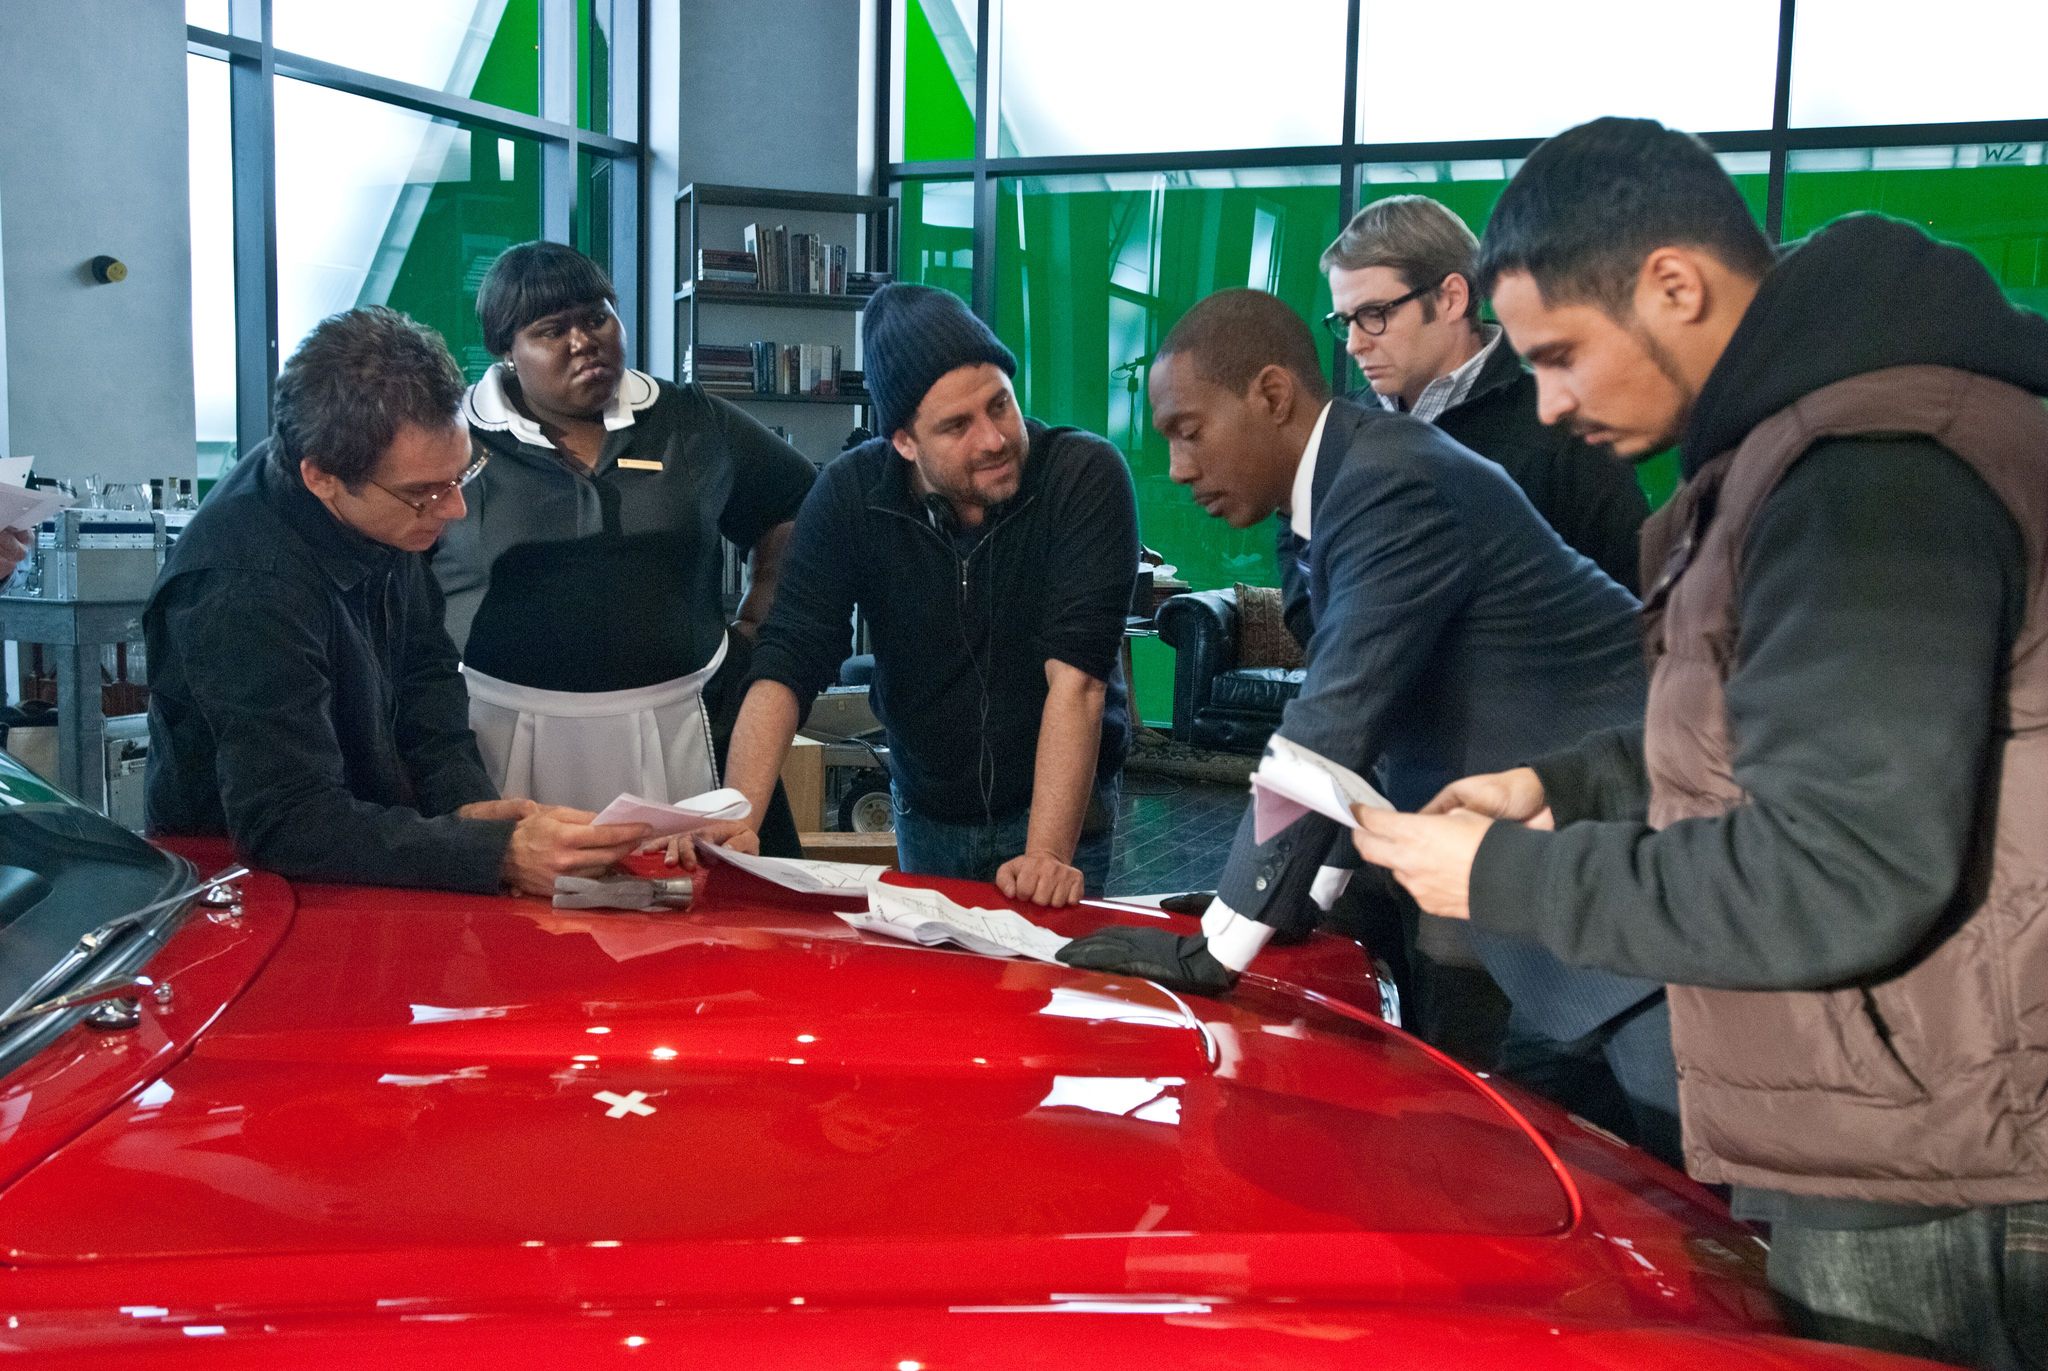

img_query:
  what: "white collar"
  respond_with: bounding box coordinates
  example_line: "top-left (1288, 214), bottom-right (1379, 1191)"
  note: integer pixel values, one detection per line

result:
top-left (462, 364), bottom-right (658, 449)
top-left (1287, 401), bottom-right (1335, 541)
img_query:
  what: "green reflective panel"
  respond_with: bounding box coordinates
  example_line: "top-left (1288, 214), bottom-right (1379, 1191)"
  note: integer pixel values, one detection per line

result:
top-left (273, 0), bottom-right (541, 117)
top-left (898, 179), bottom-right (974, 298)
top-left (275, 78), bottom-right (542, 382)
top-left (994, 170), bottom-right (1341, 725)
top-left (893, 0), bottom-right (975, 162)
top-left (1784, 146), bottom-right (2048, 317)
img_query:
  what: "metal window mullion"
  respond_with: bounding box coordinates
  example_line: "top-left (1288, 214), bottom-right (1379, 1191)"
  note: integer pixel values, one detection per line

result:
top-left (1334, 0), bottom-right (1362, 393)
top-left (608, 145), bottom-right (641, 356)
top-left (539, 0), bottom-right (579, 244)
top-left (872, 0), bottom-right (894, 198)
top-left (969, 0), bottom-right (996, 320)
top-left (226, 0), bottom-right (278, 452)
top-left (1765, 0), bottom-right (1797, 240)
top-left (634, 0), bottom-right (654, 368)
top-left (613, 0), bottom-right (645, 359)
top-left (262, 48), bottom-right (633, 154)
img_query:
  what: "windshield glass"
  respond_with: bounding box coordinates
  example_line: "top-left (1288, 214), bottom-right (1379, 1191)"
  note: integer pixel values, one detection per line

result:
top-left (0, 753), bottom-right (193, 1061)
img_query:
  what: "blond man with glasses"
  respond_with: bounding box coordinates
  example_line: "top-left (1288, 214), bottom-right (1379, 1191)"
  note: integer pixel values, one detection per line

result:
top-left (1319, 195), bottom-right (1647, 594)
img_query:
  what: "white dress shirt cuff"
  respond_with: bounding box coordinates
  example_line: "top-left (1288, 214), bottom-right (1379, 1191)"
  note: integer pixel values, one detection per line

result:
top-left (1200, 899), bottom-right (1276, 973)
top-left (1310, 864), bottom-right (1353, 910)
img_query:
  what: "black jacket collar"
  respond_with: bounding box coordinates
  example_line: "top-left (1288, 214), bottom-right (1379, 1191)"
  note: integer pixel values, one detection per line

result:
top-left (259, 448), bottom-right (399, 591)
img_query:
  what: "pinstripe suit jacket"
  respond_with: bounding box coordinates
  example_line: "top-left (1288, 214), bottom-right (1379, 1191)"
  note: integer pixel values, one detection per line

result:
top-left (1216, 400), bottom-right (1659, 1041)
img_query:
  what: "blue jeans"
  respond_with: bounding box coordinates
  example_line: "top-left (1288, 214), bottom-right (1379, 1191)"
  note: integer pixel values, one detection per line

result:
top-left (891, 775), bottom-right (1120, 896)
top-left (1769, 1202), bottom-right (2048, 1370)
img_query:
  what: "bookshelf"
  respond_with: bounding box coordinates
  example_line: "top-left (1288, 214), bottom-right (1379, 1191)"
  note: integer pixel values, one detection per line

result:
top-left (673, 183), bottom-right (899, 425)
top-left (674, 184), bottom-right (900, 615)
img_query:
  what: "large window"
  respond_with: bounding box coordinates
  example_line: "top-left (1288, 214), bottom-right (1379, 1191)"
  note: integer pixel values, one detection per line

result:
top-left (186, 0), bottom-right (640, 471)
top-left (1789, 0), bottom-right (2048, 129)
top-left (1359, 0), bottom-right (1780, 144)
top-left (993, 170), bottom-right (1341, 601)
top-left (883, 3), bottom-right (2048, 725)
top-left (997, 1), bottom-right (1347, 158)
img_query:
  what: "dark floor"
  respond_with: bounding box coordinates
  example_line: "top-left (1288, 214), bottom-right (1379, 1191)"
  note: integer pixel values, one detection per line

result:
top-left (1103, 775), bottom-right (1246, 897)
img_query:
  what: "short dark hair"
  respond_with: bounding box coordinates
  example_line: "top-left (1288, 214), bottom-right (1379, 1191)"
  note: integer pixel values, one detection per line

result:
top-left (272, 306), bottom-right (466, 488)
top-left (1157, 289), bottom-right (1331, 403)
top-left (1321, 194), bottom-right (1481, 323)
top-left (1476, 117), bottom-right (1774, 314)
top-left (476, 241), bottom-right (618, 356)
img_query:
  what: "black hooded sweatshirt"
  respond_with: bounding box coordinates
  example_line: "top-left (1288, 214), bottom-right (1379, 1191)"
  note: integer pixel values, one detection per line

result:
top-left (1466, 214), bottom-right (2048, 1225)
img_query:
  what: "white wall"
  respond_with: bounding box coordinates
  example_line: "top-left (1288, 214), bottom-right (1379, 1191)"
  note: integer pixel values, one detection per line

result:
top-left (0, 0), bottom-right (197, 484)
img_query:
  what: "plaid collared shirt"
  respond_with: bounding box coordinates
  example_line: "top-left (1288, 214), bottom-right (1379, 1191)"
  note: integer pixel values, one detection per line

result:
top-left (1380, 324), bottom-right (1503, 424)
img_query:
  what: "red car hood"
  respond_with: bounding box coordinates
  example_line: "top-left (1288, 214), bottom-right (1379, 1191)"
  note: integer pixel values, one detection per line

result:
top-left (0, 867), bottom-right (1571, 1266)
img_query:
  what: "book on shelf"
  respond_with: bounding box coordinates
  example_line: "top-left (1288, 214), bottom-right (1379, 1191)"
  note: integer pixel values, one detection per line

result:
top-left (845, 269), bottom-right (892, 298)
top-left (696, 247), bottom-right (758, 288)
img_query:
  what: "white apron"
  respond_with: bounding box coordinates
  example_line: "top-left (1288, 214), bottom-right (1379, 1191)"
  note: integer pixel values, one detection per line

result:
top-left (462, 634), bottom-right (728, 813)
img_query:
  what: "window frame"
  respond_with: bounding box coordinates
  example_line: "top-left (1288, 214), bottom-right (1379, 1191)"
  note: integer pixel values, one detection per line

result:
top-left (879, 0), bottom-right (2048, 389)
top-left (188, 0), bottom-right (645, 456)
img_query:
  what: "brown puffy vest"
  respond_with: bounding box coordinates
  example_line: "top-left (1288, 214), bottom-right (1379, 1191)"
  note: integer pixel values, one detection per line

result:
top-left (1639, 365), bottom-right (2048, 1205)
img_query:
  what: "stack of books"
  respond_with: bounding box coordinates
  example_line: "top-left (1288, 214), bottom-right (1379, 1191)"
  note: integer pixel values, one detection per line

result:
top-left (688, 342), bottom-right (871, 402)
top-left (684, 344), bottom-right (758, 396)
top-left (845, 270), bottom-right (892, 299)
top-left (740, 224), bottom-right (858, 295)
top-left (696, 248), bottom-right (758, 288)
top-left (759, 341), bottom-right (841, 397)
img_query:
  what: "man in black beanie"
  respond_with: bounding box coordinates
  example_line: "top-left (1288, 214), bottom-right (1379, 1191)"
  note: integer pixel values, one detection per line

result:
top-left (691, 283), bottom-right (1138, 905)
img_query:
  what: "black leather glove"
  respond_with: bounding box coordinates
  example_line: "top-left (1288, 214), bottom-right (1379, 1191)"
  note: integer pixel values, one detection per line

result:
top-left (1056, 927), bottom-right (1238, 996)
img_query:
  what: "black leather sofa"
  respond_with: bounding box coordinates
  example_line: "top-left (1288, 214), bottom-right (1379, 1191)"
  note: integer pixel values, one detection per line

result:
top-left (1155, 588), bottom-right (1304, 753)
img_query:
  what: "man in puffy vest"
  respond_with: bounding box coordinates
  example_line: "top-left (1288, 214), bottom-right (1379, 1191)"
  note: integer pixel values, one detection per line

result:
top-left (1350, 116), bottom-right (2048, 1371)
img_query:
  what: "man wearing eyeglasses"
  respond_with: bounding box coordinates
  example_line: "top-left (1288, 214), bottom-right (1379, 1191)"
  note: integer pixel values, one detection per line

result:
top-left (1318, 195), bottom-right (1647, 594)
top-left (1295, 197), bottom-right (1653, 1072)
top-left (143, 306), bottom-right (651, 895)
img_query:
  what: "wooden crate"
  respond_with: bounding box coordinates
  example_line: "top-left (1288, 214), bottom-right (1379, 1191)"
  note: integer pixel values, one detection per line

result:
top-left (799, 829), bottom-right (896, 867)
top-left (780, 735), bottom-right (826, 831)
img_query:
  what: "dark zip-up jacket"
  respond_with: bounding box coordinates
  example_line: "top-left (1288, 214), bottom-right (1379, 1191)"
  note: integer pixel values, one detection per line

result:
top-left (144, 444), bottom-right (513, 892)
top-left (746, 420), bottom-right (1137, 824)
top-left (1431, 339), bottom-right (1649, 592)
top-left (1279, 341), bottom-right (1650, 644)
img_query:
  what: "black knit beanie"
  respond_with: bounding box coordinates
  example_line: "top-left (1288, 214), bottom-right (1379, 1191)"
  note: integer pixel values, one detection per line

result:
top-left (861, 283), bottom-right (1017, 438)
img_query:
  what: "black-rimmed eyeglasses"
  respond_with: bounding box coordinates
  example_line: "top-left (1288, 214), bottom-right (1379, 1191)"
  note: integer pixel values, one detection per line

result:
top-left (1323, 276), bottom-right (1447, 339)
top-left (369, 451), bottom-right (489, 518)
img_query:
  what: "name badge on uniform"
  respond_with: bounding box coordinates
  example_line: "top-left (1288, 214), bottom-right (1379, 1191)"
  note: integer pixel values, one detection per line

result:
top-left (618, 458), bottom-right (664, 472)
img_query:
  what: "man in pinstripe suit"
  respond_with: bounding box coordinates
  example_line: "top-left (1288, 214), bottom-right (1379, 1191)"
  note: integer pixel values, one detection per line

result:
top-left (1059, 288), bottom-right (1677, 1163)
